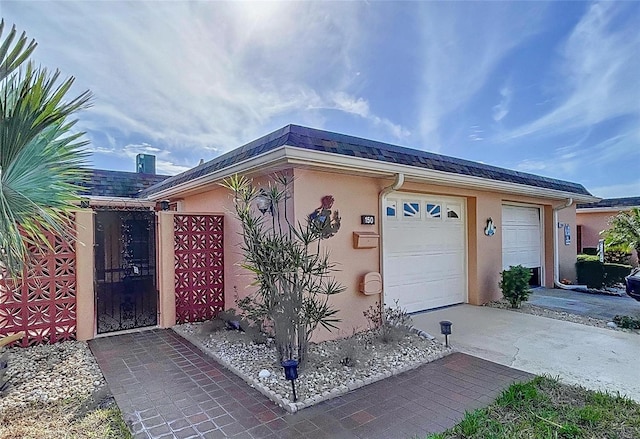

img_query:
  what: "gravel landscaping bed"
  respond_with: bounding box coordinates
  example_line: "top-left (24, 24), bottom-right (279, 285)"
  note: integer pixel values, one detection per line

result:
top-left (1, 341), bottom-right (104, 410)
top-left (175, 323), bottom-right (453, 413)
top-left (485, 299), bottom-right (640, 334)
top-left (0, 340), bottom-right (130, 439)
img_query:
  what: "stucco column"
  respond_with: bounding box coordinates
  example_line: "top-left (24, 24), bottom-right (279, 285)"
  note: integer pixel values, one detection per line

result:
top-left (74, 209), bottom-right (95, 341)
top-left (157, 211), bottom-right (176, 328)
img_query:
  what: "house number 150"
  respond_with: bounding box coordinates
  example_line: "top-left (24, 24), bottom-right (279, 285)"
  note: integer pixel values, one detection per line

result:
top-left (361, 215), bottom-right (375, 225)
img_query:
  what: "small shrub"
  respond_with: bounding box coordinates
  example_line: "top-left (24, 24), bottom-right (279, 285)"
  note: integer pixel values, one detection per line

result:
top-left (338, 328), bottom-right (360, 367)
top-left (603, 263), bottom-right (632, 287)
top-left (576, 258), bottom-right (631, 288)
top-left (576, 259), bottom-right (605, 288)
top-left (499, 265), bottom-right (532, 308)
top-left (363, 300), bottom-right (412, 343)
top-left (613, 315), bottom-right (640, 329)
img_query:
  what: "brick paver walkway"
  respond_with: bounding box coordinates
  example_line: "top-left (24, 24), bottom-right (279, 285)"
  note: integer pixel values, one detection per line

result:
top-left (89, 329), bottom-right (532, 439)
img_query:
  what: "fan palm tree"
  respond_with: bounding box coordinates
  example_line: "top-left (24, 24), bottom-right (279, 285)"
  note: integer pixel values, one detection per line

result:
top-left (0, 20), bottom-right (92, 280)
top-left (602, 207), bottom-right (640, 256)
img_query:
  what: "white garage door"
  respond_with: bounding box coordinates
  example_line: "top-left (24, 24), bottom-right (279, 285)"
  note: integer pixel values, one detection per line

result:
top-left (383, 194), bottom-right (467, 313)
top-left (501, 205), bottom-right (542, 270)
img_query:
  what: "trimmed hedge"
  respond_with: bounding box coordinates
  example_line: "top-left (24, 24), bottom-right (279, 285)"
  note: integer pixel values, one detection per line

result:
top-left (576, 258), bottom-right (632, 288)
top-left (582, 247), bottom-right (598, 256)
top-left (577, 254), bottom-right (599, 262)
top-left (605, 263), bottom-right (633, 286)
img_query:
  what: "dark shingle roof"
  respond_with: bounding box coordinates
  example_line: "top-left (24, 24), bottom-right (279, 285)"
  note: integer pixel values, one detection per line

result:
top-left (577, 197), bottom-right (640, 209)
top-left (81, 169), bottom-right (170, 198)
top-left (141, 124), bottom-right (592, 197)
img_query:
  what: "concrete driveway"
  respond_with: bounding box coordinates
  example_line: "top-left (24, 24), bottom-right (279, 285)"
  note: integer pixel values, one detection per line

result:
top-left (412, 305), bottom-right (640, 402)
top-left (528, 287), bottom-right (640, 321)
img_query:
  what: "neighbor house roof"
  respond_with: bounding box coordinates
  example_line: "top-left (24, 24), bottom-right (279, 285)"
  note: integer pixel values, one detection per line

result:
top-left (81, 169), bottom-right (170, 198)
top-left (577, 197), bottom-right (640, 210)
top-left (140, 124), bottom-right (594, 199)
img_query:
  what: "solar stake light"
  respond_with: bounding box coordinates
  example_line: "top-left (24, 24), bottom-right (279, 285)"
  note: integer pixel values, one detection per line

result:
top-left (281, 359), bottom-right (299, 402)
top-left (439, 320), bottom-right (452, 347)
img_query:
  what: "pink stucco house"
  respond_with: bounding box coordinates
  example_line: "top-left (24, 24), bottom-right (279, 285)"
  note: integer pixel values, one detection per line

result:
top-left (576, 197), bottom-right (639, 266)
top-left (0, 125), bottom-right (599, 345)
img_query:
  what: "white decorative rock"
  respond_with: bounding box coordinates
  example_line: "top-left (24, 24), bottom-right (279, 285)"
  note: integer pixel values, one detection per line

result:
top-left (607, 322), bottom-right (618, 328)
top-left (258, 369), bottom-right (271, 379)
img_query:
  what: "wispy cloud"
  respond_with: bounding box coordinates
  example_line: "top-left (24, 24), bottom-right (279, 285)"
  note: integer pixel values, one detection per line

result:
top-left (589, 181), bottom-right (640, 199)
top-left (514, 128), bottom-right (639, 184)
top-left (492, 84), bottom-right (512, 122)
top-left (502, 2), bottom-right (640, 140)
top-left (5, 1), bottom-right (407, 172)
top-left (416, 2), bottom-right (547, 151)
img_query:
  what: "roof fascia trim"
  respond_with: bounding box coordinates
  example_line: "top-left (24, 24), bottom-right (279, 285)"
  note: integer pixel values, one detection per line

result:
top-left (576, 206), bottom-right (635, 213)
top-left (283, 146), bottom-right (599, 203)
top-left (145, 147), bottom-right (289, 200)
top-left (145, 144), bottom-right (598, 203)
top-left (87, 196), bottom-right (156, 208)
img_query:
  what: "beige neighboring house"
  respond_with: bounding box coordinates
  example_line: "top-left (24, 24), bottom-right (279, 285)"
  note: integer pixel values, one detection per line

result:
top-left (0, 125), bottom-right (599, 346)
top-left (576, 197), bottom-right (640, 266)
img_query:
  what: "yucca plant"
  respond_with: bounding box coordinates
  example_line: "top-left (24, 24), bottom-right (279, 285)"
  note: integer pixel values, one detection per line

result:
top-left (221, 174), bottom-right (344, 364)
top-left (0, 20), bottom-right (92, 280)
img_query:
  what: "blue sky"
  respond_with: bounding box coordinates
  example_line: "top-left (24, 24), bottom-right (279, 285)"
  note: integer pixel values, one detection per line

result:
top-left (3, 1), bottom-right (639, 198)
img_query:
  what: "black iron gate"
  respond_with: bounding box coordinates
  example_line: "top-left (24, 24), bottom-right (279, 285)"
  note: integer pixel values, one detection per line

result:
top-left (95, 209), bottom-right (158, 333)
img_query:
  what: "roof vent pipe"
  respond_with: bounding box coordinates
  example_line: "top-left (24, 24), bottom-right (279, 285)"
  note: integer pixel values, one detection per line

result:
top-left (553, 198), bottom-right (587, 291)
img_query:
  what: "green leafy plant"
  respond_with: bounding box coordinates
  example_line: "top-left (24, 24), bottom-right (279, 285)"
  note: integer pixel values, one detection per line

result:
top-left (604, 248), bottom-right (632, 265)
top-left (220, 174), bottom-right (344, 364)
top-left (0, 20), bottom-right (92, 280)
top-left (602, 207), bottom-right (640, 257)
top-left (499, 265), bottom-right (531, 308)
top-left (613, 315), bottom-right (640, 329)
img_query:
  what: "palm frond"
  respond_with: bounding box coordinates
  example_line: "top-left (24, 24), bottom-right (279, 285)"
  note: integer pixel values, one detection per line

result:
top-left (0, 24), bottom-right (92, 280)
top-left (0, 20), bottom-right (37, 81)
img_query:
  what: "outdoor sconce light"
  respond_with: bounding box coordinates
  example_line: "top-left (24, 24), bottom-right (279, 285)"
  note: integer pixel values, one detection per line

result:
top-left (439, 320), bottom-right (452, 347)
top-left (256, 190), bottom-right (272, 215)
top-left (281, 359), bottom-right (299, 402)
top-left (160, 200), bottom-right (170, 211)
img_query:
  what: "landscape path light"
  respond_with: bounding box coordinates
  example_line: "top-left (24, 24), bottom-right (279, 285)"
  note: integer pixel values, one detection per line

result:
top-left (439, 320), bottom-right (452, 347)
top-left (281, 359), bottom-right (299, 402)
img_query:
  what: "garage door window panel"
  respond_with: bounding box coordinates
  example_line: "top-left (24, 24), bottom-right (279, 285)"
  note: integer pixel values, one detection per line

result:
top-left (425, 203), bottom-right (442, 219)
top-left (446, 204), bottom-right (461, 220)
top-left (386, 199), bottom-right (397, 218)
top-left (403, 201), bottom-right (421, 219)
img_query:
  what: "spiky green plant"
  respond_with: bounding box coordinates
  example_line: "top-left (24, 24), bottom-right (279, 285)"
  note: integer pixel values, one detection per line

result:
top-left (222, 174), bottom-right (344, 364)
top-left (602, 207), bottom-right (640, 256)
top-left (0, 20), bottom-right (92, 280)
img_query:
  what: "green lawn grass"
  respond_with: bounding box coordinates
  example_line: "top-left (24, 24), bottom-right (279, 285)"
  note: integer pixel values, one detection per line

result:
top-left (427, 376), bottom-right (640, 439)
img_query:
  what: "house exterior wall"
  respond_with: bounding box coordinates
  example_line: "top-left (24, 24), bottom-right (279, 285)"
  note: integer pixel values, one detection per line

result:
top-left (577, 211), bottom-right (610, 250)
top-left (557, 207), bottom-right (578, 281)
top-left (577, 209), bottom-right (639, 266)
top-left (171, 168), bottom-right (579, 343)
top-left (291, 169), bottom-right (382, 341)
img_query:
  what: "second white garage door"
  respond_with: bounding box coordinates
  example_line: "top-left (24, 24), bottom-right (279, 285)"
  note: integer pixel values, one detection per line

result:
top-left (501, 204), bottom-right (542, 271)
top-left (383, 193), bottom-right (467, 313)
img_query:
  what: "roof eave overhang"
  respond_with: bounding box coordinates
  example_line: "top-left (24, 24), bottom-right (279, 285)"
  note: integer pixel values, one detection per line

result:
top-left (84, 195), bottom-right (156, 208)
top-left (145, 145), bottom-right (599, 204)
top-left (576, 206), bottom-right (635, 213)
